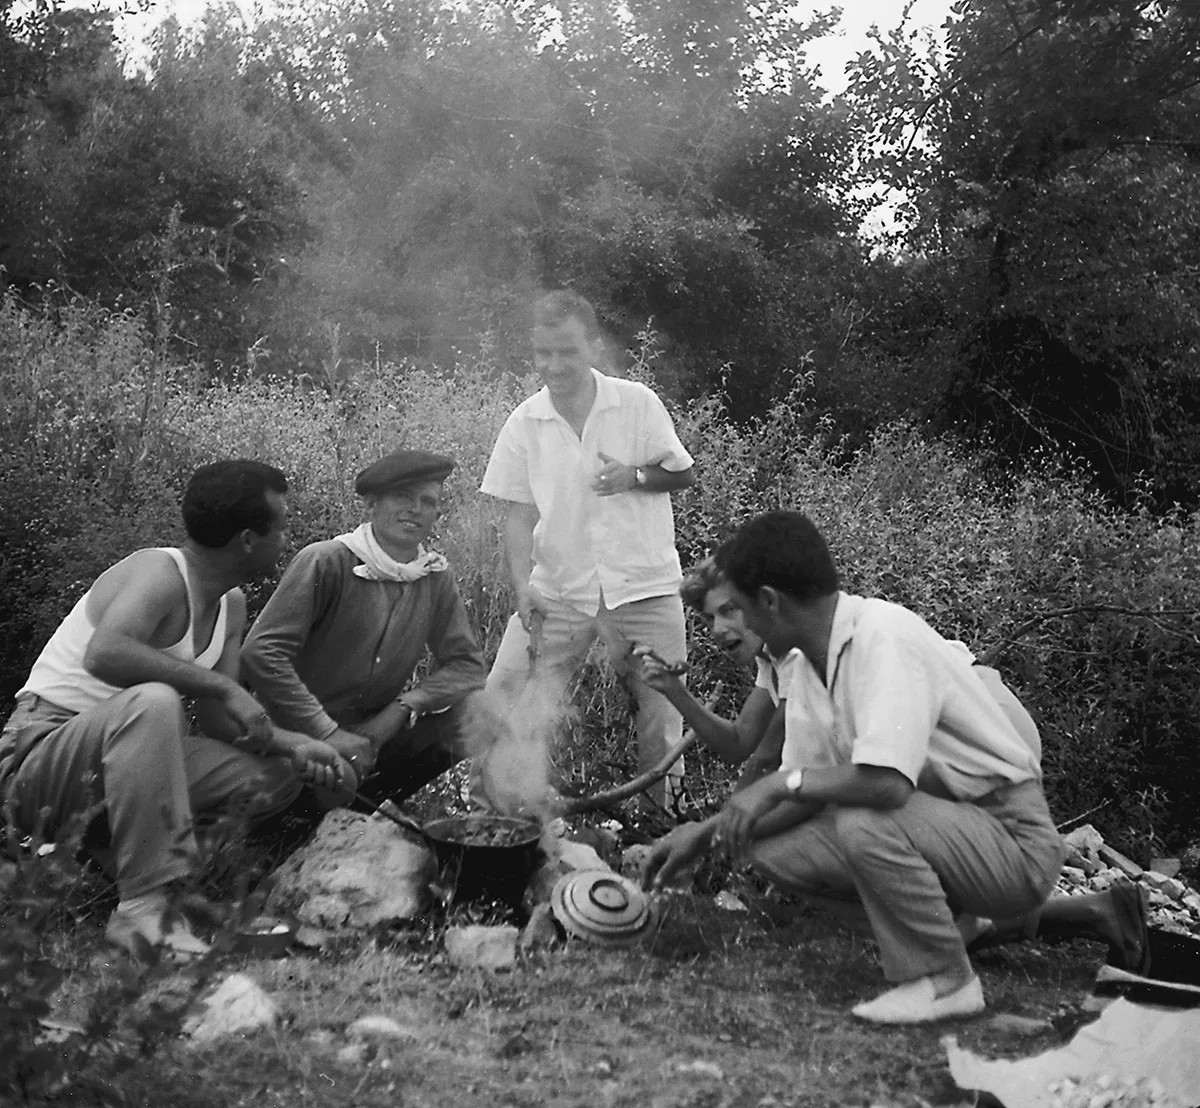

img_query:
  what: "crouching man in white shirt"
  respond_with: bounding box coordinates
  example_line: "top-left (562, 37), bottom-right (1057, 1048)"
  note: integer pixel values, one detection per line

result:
top-left (642, 510), bottom-right (1066, 1025)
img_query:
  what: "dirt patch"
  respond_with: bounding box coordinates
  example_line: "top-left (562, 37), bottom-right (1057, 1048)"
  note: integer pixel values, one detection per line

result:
top-left (46, 888), bottom-right (1111, 1108)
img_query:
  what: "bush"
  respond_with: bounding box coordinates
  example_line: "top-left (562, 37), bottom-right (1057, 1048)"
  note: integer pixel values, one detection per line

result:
top-left (1, 289), bottom-right (1197, 851)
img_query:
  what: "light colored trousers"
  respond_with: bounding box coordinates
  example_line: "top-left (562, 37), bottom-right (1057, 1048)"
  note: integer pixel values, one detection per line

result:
top-left (750, 781), bottom-right (1066, 983)
top-left (486, 593), bottom-right (688, 802)
top-left (0, 685), bottom-right (301, 898)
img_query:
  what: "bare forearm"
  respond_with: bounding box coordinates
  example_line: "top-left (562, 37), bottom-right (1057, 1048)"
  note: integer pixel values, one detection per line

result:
top-left (636, 464), bottom-right (695, 494)
top-left (86, 633), bottom-right (239, 701)
top-left (502, 511), bottom-right (536, 591)
top-left (664, 687), bottom-right (745, 763)
top-left (749, 799), bottom-right (821, 839)
top-left (192, 699), bottom-right (245, 745)
top-left (355, 701), bottom-right (413, 753)
top-left (762, 764), bottom-right (914, 811)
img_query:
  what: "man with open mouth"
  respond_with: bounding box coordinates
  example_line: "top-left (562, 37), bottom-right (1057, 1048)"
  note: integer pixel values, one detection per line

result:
top-left (641, 513), bottom-right (1150, 1024)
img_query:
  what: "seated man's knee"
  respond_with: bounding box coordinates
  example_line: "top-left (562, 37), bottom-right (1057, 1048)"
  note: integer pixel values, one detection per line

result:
top-left (833, 804), bottom-right (906, 860)
top-left (749, 823), bottom-right (852, 894)
top-left (124, 682), bottom-right (187, 726)
top-left (235, 759), bottom-right (303, 821)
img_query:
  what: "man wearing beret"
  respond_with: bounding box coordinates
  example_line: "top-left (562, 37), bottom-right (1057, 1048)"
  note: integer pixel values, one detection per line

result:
top-left (481, 290), bottom-right (696, 807)
top-left (242, 449), bottom-right (487, 806)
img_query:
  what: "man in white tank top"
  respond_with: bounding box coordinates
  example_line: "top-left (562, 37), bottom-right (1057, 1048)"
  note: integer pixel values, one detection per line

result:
top-left (0, 460), bottom-right (350, 959)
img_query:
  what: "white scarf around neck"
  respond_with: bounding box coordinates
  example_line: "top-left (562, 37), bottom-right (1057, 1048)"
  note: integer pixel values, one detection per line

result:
top-left (334, 523), bottom-right (449, 582)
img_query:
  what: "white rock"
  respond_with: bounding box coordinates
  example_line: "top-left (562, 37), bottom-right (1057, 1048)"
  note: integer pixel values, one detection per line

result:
top-left (1063, 825), bottom-right (1105, 857)
top-left (676, 1060), bottom-right (724, 1080)
top-left (346, 1015), bottom-right (412, 1041)
top-left (266, 810), bottom-right (434, 930)
top-left (337, 1042), bottom-right (370, 1065)
top-left (549, 838), bottom-right (610, 873)
top-left (184, 973), bottom-right (278, 1044)
top-left (445, 925), bottom-right (518, 970)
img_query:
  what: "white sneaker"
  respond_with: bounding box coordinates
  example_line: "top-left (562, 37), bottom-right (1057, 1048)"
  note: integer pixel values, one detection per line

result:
top-left (851, 974), bottom-right (985, 1025)
top-left (106, 895), bottom-right (210, 961)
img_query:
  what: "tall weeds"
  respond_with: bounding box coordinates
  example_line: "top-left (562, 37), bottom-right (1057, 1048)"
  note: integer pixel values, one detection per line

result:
top-left (1, 289), bottom-right (1197, 851)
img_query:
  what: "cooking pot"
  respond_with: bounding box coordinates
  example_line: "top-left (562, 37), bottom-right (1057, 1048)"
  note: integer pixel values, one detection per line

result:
top-left (356, 794), bottom-right (542, 908)
top-left (421, 813), bottom-right (543, 907)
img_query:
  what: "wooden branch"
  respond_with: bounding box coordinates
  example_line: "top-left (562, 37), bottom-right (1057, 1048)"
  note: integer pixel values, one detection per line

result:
top-left (553, 731), bottom-right (701, 816)
top-left (554, 684), bottom-right (724, 816)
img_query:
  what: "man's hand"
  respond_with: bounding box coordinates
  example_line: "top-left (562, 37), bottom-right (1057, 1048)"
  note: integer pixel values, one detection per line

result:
top-left (629, 644), bottom-right (689, 694)
top-left (713, 774), bottom-right (785, 863)
top-left (289, 736), bottom-right (353, 793)
top-left (353, 702), bottom-right (414, 750)
top-left (593, 452), bottom-right (637, 496)
top-left (516, 583), bottom-right (549, 634)
top-left (640, 820), bottom-right (715, 890)
top-left (325, 728), bottom-right (375, 786)
top-left (221, 684), bottom-right (275, 748)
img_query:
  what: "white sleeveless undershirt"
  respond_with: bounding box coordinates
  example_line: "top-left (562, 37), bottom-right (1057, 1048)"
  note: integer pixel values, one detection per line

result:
top-left (18, 548), bottom-right (230, 714)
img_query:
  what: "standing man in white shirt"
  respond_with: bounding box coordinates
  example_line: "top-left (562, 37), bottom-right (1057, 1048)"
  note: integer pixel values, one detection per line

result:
top-left (481, 290), bottom-right (696, 807)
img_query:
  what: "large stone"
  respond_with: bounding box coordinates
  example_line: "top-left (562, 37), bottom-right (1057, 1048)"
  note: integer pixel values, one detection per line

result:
top-left (1062, 824), bottom-right (1105, 865)
top-left (266, 810), bottom-right (434, 930)
top-left (1098, 843), bottom-right (1143, 878)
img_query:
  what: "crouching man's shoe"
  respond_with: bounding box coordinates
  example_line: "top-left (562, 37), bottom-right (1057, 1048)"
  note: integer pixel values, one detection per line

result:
top-left (106, 892), bottom-right (211, 962)
top-left (851, 974), bottom-right (985, 1025)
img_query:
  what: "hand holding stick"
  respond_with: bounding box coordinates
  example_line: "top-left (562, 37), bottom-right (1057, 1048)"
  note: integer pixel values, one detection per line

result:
top-left (631, 643), bottom-right (689, 677)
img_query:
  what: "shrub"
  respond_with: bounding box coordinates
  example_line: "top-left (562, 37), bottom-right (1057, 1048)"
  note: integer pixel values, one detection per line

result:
top-left (1, 288), bottom-right (1197, 851)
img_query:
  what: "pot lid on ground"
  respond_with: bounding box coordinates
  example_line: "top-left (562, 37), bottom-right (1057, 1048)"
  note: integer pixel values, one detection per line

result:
top-left (550, 869), bottom-right (656, 946)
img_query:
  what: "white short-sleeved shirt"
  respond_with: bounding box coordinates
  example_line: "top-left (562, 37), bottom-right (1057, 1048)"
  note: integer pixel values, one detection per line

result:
top-left (480, 369), bottom-right (694, 614)
top-left (778, 593), bottom-right (1041, 800)
top-left (754, 648), bottom-right (800, 707)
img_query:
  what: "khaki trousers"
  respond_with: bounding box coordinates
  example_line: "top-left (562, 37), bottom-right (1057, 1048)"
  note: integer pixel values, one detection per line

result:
top-left (749, 781), bottom-right (1066, 983)
top-left (0, 685), bottom-right (301, 898)
top-left (486, 593), bottom-right (687, 803)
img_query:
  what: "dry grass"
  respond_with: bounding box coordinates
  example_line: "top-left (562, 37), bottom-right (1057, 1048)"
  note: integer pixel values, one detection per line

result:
top-left (34, 871), bottom-right (1107, 1108)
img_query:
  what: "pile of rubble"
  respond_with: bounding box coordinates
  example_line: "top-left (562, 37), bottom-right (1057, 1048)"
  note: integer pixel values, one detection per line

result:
top-left (1055, 824), bottom-right (1200, 938)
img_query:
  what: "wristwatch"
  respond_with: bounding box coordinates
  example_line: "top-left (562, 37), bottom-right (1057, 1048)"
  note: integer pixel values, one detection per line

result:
top-left (634, 466), bottom-right (648, 487)
top-left (784, 768), bottom-right (804, 795)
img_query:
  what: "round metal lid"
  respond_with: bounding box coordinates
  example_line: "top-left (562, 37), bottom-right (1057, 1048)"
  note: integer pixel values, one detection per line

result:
top-left (550, 869), bottom-right (656, 945)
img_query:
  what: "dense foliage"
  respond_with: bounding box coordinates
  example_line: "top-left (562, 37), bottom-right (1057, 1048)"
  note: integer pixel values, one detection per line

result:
top-left (3, 0), bottom-right (1193, 490)
top-left (1, 292), bottom-right (1196, 856)
top-left (1, 0), bottom-right (1198, 845)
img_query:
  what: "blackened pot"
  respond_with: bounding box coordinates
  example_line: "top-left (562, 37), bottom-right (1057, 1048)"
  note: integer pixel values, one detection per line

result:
top-left (420, 814), bottom-right (543, 907)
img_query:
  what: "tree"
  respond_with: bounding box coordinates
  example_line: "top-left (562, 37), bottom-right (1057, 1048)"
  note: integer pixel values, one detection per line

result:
top-left (848, 1), bottom-right (1200, 503)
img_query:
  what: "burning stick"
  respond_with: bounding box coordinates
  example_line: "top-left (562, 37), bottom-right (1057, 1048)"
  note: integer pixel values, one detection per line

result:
top-left (553, 683), bottom-right (723, 816)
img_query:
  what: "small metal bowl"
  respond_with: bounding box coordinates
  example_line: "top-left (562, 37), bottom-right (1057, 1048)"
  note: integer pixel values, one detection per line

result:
top-left (230, 916), bottom-right (296, 957)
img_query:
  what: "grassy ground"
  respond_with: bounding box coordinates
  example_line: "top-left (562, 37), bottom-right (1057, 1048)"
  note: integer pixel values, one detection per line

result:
top-left (37, 863), bottom-right (1107, 1108)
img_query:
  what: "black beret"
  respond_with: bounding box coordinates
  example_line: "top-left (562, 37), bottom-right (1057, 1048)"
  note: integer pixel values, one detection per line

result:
top-left (355, 449), bottom-right (456, 495)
